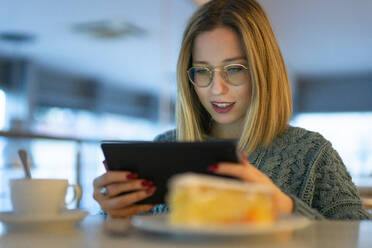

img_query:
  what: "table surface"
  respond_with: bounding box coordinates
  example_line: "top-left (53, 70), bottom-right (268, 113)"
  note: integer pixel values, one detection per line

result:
top-left (1, 215), bottom-right (372, 248)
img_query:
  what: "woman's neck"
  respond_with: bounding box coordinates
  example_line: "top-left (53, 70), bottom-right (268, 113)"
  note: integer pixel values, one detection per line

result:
top-left (209, 120), bottom-right (244, 140)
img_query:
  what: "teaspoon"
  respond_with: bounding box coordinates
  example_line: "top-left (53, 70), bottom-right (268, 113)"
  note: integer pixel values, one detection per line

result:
top-left (18, 149), bottom-right (32, 179)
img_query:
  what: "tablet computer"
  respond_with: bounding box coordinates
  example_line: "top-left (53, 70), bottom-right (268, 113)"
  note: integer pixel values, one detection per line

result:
top-left (101, 141), bottom-right (239, 204)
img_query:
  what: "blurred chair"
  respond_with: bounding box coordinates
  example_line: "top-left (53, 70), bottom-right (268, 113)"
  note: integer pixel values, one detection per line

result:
top-left (358, 186), bottom-right (372, 212)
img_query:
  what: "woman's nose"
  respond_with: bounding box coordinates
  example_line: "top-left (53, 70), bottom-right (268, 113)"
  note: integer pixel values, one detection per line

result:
top-left (210, 70), bottom-right (229, 95)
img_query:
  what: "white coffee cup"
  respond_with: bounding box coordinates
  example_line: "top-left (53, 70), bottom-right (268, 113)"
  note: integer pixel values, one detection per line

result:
top-left (10, 178), bottom-right (82, 217)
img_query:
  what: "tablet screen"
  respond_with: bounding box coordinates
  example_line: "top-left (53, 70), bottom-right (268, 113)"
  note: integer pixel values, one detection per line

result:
top-left (101, 141), bottom-right (239, 204)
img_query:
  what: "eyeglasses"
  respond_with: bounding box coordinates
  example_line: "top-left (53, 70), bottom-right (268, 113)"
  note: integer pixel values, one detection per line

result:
top-left (187, 63), bottom-right (249, 87)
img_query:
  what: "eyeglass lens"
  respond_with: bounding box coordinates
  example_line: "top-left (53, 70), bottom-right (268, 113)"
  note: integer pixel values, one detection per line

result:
top-left (188, 64), bottom-right (248, 87)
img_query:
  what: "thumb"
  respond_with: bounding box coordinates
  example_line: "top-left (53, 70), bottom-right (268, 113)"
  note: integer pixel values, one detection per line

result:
top-left (239, 151), bottom-right (249, 165)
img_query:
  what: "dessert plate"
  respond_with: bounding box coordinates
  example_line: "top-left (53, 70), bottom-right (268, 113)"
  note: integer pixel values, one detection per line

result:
top-left (131, 214), bottom-right (311, 236)
top-left (0, 209), bottom-right (88, 229)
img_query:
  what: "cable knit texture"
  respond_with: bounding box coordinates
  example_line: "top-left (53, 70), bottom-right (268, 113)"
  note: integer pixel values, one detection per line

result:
top-left (151, 126), bottom-right (371, 220)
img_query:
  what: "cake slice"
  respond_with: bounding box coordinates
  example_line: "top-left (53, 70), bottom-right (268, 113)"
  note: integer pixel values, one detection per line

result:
top-left (167, 173), bottom-right (276, 226)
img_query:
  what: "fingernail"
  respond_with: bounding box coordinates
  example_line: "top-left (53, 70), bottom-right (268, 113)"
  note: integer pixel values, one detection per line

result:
top-left (240, 151), bottom-right (247, 161)
top-left (207, 164), bottom-right (218, 172)
top-left (146, 186), bottom-right (156, 194)
top-left (127, 173), bottom-right (138, 179)
top-left (141, 180), bottom-right (153, 187)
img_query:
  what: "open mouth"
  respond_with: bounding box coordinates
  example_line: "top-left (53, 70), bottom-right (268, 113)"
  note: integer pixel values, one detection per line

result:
top-left (211, 101), bottom-right (235, 113)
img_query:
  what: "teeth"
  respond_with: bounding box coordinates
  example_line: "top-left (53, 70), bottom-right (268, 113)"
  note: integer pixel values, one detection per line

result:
top-left (213, 102), bottom-right (233, 108)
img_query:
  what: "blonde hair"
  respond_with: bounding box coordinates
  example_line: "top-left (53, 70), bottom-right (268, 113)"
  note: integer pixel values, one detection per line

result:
top-left (176, 0), bottom-right (293, 155)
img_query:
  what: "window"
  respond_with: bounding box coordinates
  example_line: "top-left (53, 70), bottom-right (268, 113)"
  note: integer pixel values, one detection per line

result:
top-left (291, 112), bottom-right (372, 178)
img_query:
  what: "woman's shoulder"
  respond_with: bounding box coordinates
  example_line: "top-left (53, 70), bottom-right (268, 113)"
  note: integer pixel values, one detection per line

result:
top-left (273, 125), bottom-right (330, 149)
top-left (260, 126), bottom-right (337, 196)
top-left (153, 129), bottom-right (177, 142)
top-left (266, 125), bottom-right (333, 163)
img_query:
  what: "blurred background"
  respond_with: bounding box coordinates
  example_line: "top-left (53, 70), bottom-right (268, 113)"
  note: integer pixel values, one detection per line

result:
top-left (0, 0), bottom-right (371, 213)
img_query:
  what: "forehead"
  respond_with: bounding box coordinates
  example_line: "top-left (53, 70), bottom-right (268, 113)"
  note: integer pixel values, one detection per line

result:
top-left (192, 26), bottom-right (245, 64)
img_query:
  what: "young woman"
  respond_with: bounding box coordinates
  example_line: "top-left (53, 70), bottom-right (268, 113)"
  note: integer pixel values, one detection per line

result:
top-left (93, 0), bottom-right (371, 220)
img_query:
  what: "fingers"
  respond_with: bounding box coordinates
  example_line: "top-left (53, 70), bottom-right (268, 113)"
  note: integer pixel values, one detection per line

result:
top-left (101, 187), bottom-right (156, 212)
top-left (209, 154), bottom-right (269, 184)
top-left (208, 152), bottom-right (294, 214)
top-left (107, 204), bottom-right (155, 218)
top-left (239, 151), bottom-right (249, 164)
top-left (93, 176), bottom-right (154, 202)
top-left (212, 162), bottom-right (253, 182)
top-left (93, 161), bottom-right (158, 218)
top-left (104, 179), bottom-right (154, 198)
top-left (93, 171), bottom-right (137, 190)
top-left (211, 162), bottom-right (258, 182)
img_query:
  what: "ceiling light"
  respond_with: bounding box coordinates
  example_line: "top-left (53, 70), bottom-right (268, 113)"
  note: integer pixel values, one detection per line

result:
top-left (72, 21), bottom-right (146, 39)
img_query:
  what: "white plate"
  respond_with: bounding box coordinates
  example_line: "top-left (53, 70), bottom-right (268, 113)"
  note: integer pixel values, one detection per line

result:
top-left (0, 209), bottom-right (88, 229)
top-left (131, 214), bottom-right (311, 236)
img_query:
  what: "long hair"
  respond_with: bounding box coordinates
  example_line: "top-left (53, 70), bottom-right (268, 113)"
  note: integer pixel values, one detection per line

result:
top-left (176, 0), bottom-right (293, 154)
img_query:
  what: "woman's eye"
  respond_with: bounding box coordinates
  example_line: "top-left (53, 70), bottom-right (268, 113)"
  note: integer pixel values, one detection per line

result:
top-left (195, 68), bottom-right (209, 74)
top-left (227, 66), bottom-right (242, 73)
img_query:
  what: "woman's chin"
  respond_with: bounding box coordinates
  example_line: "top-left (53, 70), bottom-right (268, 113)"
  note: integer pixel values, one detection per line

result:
top-left (211, 115), bottom-right (241, 125)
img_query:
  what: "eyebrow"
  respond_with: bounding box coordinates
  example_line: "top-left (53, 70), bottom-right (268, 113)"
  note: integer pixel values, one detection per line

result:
top-left (193, 56), bottom-right (246, 64)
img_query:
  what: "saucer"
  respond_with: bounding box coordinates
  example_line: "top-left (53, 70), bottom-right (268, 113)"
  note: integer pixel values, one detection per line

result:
top-left (132, 214), bottom-right (311, 237)
top-left (0, 209), bottom-right (88, 229)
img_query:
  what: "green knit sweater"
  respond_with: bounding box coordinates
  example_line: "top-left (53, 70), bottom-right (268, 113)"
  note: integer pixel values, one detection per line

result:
top-left (152, 126), bottom-right (371, 220)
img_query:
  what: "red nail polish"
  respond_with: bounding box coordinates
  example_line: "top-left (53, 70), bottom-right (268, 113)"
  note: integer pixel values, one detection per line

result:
top-left (127, 173), bottom-right (138, 179)
top-left (146, 186), bottom-right (156, 194)
top-left (207, 164), bottom-right (218, 172)
top-left (141, 180), bottom-right (153, 187)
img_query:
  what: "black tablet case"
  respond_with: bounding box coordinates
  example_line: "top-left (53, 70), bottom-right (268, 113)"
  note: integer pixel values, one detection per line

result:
top-left (101, 141), bottom-right (239, 204)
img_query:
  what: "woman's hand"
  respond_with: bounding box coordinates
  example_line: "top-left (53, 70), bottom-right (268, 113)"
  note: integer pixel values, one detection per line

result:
top-left (93, 161), bottom-right (156, 218)
top-left (208, 152), bottom-right (293, 214)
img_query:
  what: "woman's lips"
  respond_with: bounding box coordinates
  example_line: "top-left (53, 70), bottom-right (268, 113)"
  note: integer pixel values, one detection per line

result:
top-left (211, 101), bottom-right (235, 113)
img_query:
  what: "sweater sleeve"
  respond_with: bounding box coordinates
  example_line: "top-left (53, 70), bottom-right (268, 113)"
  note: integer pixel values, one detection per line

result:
top-left (289, 194), bottom-right (325, 219)
top-left (153, 129), bottom-right (177, 142)
top-left (298, 141), bottom-right (371, 220)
